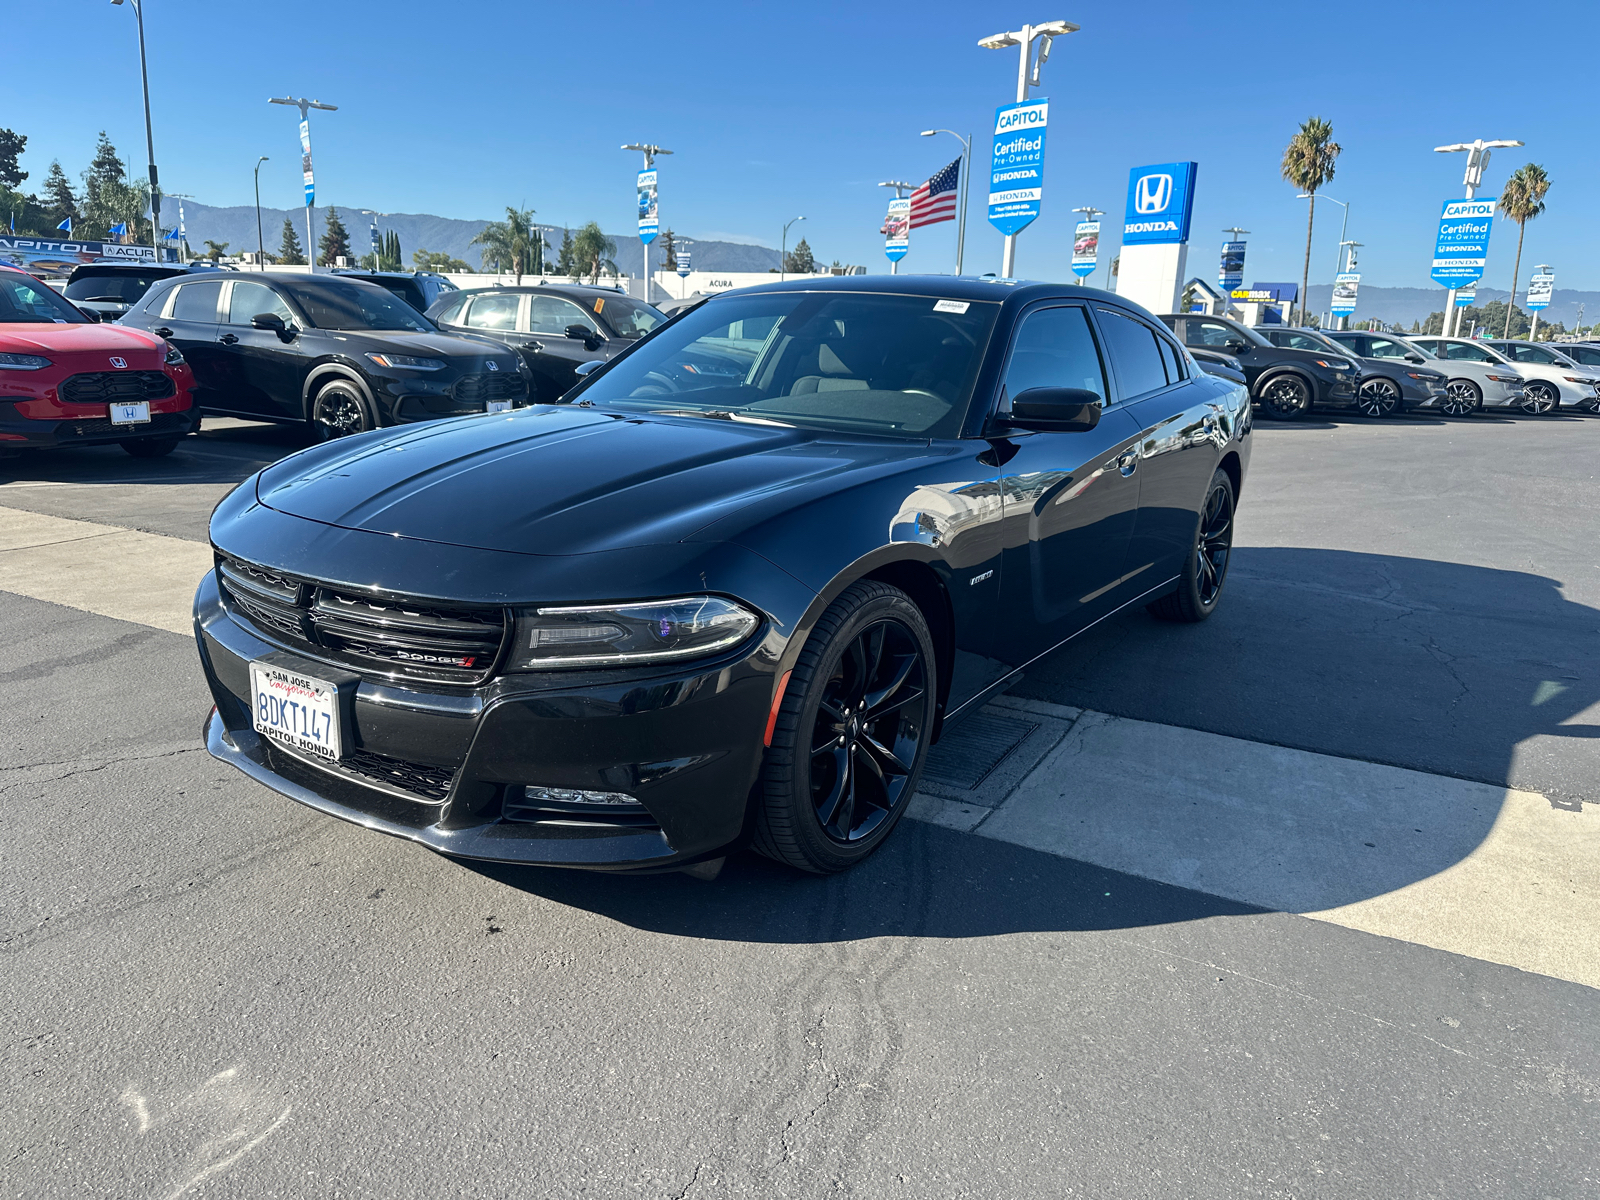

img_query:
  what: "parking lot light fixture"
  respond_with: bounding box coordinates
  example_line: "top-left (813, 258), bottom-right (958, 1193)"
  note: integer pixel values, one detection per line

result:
top-left (253, 156), bottom-right (269, 268)
top-left (622, 144), bottom-right (672, 301)
top-left (923, 130), bottom-right (974, 275)
top-left (781, 217), bottom-right (805, 283)
top-left (110, 0), bottom-right (162, 245)
top-left (1434, 138), bottom-right (1523, 335)
top-left (980, 19), bottom-right (1079, 278)
top-left (270, 96), bottom-right (339, 273)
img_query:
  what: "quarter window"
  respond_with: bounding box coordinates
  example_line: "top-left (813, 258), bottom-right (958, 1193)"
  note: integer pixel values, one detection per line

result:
top-left (226, 281), bottom-right (294, 326)
top-left (1095, 307), bottom-right (1170, 400)
top-left (1001, 306), bottom-right (1107, 406)
top-left (465, 293), bottom-right (520, 331)
top-left (169, 280), bottom-right (223, 322)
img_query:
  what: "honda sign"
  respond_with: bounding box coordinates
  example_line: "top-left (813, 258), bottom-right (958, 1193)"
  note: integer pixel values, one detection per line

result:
top-left (1122, 162), bottom-right (1197, 246)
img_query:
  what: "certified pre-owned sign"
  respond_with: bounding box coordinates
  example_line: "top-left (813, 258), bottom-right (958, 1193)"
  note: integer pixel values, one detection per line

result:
top-left (1430, 198), bottom-right (1496, 286)
top-left (1122, 162), bottom-right (1198, 246)
top-left (987, 98), bottom-right (1048, 237)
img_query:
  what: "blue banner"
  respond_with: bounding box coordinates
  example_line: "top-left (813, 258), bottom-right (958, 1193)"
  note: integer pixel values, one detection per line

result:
top-left (987, 99), bottom-right (1048, 237)
top-left (1431, 198), bottom-right (1495, 286)
top-left (1219, 241), bottom-right (1245, 290)
top-left (1123, 162), bottom-right (1198, 246)
top-left (637, 170), bottom-right (659, 244)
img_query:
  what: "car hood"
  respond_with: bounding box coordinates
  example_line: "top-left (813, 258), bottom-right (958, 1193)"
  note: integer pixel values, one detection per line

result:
top-left (1251, 343), bottom-right (1351, 369)
top-left (255, 405), bottom-right (934, 556)
top-left (2, 321), bottom-right (163, 360)
top-left (314, 328), bottom-right (516, 362)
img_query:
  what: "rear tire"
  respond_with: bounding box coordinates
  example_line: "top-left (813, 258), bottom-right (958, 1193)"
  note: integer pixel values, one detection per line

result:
top-left (1441, 379), bottom-right (1481, 417)
top-left (120, 436), bottom-right (179, 458)
top-left (311, 380), bottom-right (377, 439)
top-left (1148, 468), bottom-right (1235, 624)
top-left (1256, 374), bottom-right (1311, 420)
top-left (753, 581), bottom-right (936, 874)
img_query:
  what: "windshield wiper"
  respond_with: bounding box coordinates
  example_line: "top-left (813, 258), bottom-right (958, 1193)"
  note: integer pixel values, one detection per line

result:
top-left (647, 408), bottom-right (794, 428)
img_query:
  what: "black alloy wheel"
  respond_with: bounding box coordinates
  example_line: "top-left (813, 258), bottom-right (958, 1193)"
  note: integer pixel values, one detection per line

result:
top-left (1148, 467), bottom-right (1235, 623)
top-left (312, 381), bottom-right (377, 439)
top-left (120, 436), bottom-right (179, 458)
top-left (1521, 381), bottom-right (1559, 415)
top-left (1356, 377), bottom-right (1401, 418)
top-left (1256, 374), bottom-right (1311, 420)
top-left (1441, 379), bottom-right (1481, 417)
top-left (755, 581), bottom-right (935, 874)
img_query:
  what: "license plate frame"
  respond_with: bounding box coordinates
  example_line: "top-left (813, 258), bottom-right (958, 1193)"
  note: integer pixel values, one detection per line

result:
top-left (249, 660), bottom-right (345, 761)
top-left (485, 399), bottom-right (512, 415)
top-left (109, 401), bottom-right (151, 425)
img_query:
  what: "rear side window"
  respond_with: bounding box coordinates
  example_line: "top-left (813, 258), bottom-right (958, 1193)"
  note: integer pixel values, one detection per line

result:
top-left (1000, 305), bottom-right (1107, 406)
top-left (169, 280), bottom-right (223, 322)
top-left (1156, 335), bottom-right (1185, 383)
top-left (1564, 345), bottom-right (1600, 365)
top-left (1095, 307), bottom-right (1170, 400)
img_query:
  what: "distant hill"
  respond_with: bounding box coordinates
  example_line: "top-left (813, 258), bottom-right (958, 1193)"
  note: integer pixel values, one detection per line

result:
top-left (172, 199), bottom-right (780, 274)
top-left (1302, 283), bottom-right (1597, 331)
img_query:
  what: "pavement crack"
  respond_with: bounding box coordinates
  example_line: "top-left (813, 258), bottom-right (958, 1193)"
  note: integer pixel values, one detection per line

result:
top-left (669, 1162), bottom-right (705, 1200)
top-left (0, 746), bottom-right (204, 795)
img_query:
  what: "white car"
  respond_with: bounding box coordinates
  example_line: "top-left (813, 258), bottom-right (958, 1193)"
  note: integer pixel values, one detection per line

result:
top-left (1409, 337), bottom-right (1599, 414)
top-left (1484, 340), bottom-right (1600, 414)
top-left (1321, 330), bottom-right (1509, 417)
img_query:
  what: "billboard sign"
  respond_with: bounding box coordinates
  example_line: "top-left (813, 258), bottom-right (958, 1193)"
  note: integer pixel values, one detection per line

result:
top-left (884, 197), bottom-right (910, 261)
top-left (1526, 271), bottom-right (1554, 310)
top-left (1122, 162), bottom-right (1198, 246)
top-left (637, 170), bottom-right (659, 244)
top-left (676, 245), bottom-right (691, 278)
top-left (1219, 241), bottom-right (1246, 290)
top-left (300, 119), bottom-right (314, 206)
top-left (1071, 221), bottom-right (1099, 277)
top-left (1431, 198), bottom-right (1496, 286)
top-left (1454, 285), bottom-right (1476, 307)
top-left (1230, 282), bottom-right (1297, 304)
top-left (987, 98), bottom-right (1048, 236)
top-left (0, 235), bottom-right (176, 279)
top-left (1331, 272), bottom-right (1360, 315)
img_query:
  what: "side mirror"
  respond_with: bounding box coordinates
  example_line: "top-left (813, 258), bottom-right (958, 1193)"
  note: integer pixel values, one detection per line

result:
top-left (565, 323), bottom-right (602, 348)
top-left (573, 360), bottom-right (603, 377)
top-left (1224, 338), bottom-right (1249, 353)
top-left (251, 312), bottom-right (286, 332)
top-left (1405, 353), bottom-right (1424, 363)
top-left (77, 306), bottom-right (103, 323)
top-left (999, 387), bottom-right (1102, 433)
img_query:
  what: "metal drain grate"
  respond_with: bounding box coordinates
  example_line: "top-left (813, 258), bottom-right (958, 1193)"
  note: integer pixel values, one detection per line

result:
top-left (922, 712), bottom-right (1039, 790)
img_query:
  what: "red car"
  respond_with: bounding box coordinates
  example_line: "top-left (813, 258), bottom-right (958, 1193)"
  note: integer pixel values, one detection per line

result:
top-left (0, 264), bottom-right (199, 458)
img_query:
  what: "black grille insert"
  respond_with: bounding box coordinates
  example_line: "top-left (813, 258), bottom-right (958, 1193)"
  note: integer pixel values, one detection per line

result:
top-left (58, 411), bottom-right (190, 439)
top-left (60, 370), bottom-right (175, 405)
top-left (454, 372), bottom-right (526, 404)
top-left (341, 747), bottom-right (457, 803)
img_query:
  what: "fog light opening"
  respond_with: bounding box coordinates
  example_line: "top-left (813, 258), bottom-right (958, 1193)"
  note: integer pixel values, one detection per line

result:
top-left (520, 785), bottom-right (643, 809)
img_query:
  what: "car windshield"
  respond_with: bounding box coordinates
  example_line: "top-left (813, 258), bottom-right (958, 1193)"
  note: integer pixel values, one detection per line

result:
top-left (589, 293), bottom-right (665, 340)
top-left (570, 290), bottom-right (1001, 438)
top-left (64, 270), bottom-right (173, 303)
top-left (0, 271), bottom-right (88, 323)
top-left (279, 279), bottom-right (435, 331)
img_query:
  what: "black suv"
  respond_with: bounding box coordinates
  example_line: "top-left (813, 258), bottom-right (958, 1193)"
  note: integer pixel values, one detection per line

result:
top-left (331, 270), bottom-right (458, 314)
top-left (1159, 313), bottom-right (1358, 419)
top-left (1258, 326), bottom-right (1447, 417)
top-left (64, 262), bottom-right (209, 321)
top-left (119, 272), bottom-right (528, 437)
top-left (426, 283), bottom-right (665, 403)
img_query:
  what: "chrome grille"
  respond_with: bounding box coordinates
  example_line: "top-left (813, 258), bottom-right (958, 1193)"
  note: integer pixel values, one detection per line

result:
top-left (60, 370), bottom-right (175, 404)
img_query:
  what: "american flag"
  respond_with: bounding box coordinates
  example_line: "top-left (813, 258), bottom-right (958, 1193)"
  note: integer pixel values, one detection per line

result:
top-left (909, 158), bottom-right (960, 229)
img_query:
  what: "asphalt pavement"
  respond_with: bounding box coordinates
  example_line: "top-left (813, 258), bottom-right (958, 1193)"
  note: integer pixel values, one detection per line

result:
top-left (3, 410), bottom-right (1597, 1199)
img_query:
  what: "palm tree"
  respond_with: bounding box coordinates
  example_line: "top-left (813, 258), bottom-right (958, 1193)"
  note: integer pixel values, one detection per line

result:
top-left (1498, 163), bottom-right (1551, 337)
top-left (1280, 117), bottom-right (1341, 326)
top-left (470, 207), bottom-right (537, 283)
top-left (571, 222), bottom-right (617, 284)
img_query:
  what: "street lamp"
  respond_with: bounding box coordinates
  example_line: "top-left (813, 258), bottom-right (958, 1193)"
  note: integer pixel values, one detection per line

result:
top-left (780, 216), bottom-right (805, 282)
top-left (920, 129), bottom-right (973, 275)
top-left (1071, 204), bottom-right (1105, 285)
top-left (359, 209), bottom-right (388, 271)
top-left (269, 95), bottom-right (338, 272)
top-left (1300, 193), bottom-right (1349, 298)
top-left (1434, 137), bottom-right (1523, 335)
top-left (253, 157), bottom-right (269, 269)
top-left (621, 143), bottom-right (672, 301)
top-left (878, 181), bottom-right (915, 274)
top-left (979, 19), bottom-right (1079, 278)
top-left (110, 0), bottom-right (162, 246)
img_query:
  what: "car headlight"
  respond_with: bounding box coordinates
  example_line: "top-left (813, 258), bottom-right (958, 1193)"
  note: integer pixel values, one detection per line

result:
top-left (1563, 376), bottom-right (1599, 384)
top-left (1313, 358), bottom-right (1354, 371)
top-left (163, 342), bottom-right (185, 365)
top-left (366, 352), bottom-right (446, 370)
top-left (1406, 372), bottom-right (1440, 381)
top-left (1485, 374), bottom-right (1521, 383)
top-left (0, 353), bottom-right (52, 370)
top-left (509, 596), bottom-right (759, 670)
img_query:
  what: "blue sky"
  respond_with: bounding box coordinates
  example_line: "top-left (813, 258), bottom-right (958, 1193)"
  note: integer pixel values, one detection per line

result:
top-left (10, 0), bottom-right (1596, 291)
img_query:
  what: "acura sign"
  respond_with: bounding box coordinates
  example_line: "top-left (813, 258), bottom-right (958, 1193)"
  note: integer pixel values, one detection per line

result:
top-left (1122, 162), bottom-right (1198, 246)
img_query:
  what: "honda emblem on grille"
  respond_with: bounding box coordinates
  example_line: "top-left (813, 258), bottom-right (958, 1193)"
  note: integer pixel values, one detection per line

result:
top-left (486, 360), bottom-right (499, 371)
top-left (109, 356), bottom-right (128, 369)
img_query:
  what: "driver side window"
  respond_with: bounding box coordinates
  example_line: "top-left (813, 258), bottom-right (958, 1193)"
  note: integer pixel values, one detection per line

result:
top-left (1001, 306), bottom-right (1107, 410)
top-left (1445, 342), bottom-right (1494, 362)
top-left (529, 296), bottom-right (597, 336)
top-left (1187, 320), bottom-right (1237, 348)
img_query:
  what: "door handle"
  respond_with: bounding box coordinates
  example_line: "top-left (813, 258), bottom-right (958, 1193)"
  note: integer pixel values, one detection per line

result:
top-left (153, 326), bottom-right (173, 337)
top-left (219, 333), bottom-right (239, 345)
top-left (1108, 452), bottom-right (1138, 477)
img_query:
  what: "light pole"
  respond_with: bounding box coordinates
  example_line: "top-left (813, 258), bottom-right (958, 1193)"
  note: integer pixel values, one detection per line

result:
top-left (878, 181), bottom-right (915, 274)
top-left (269, 95), bottom-right (338, 272)
top-left (1435, 137), bottom-right (1523, 335)
top-left (110, 0), bottom-right (162, 247)
top-left (1071, 204), bottom-right (1104, 285)
top-left (1336, 241), bottom-right (1361, 330)
top-left (979, 19), bottom-right (1078, 278)
top-left (253, 156), bottom-right (269, 269)
top-left (920, 129), bottom-right (973, 275)
top-left (359, 209), bottom-right (387, 270)
top-left (780, 216), bottom-right (805, 282)
top-left (621, 143), bottom-right (672, 301)
top-left (1300, 193), bottom-right (1348, 299)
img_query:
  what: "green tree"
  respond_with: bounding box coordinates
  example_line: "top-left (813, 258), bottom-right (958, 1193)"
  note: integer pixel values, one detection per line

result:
top-left (783, 236), bottom-right (816, 275)
top-left (571, 221), bottom-right (617, 284)
top-left (412, 248), bottom-right (471, 272)
top-left (40, 160), bottom-right (78, 232)
top-left (556, 227), bottom-right (575, 277)
top-left (385, 229), bottom-right (402, 271)
top-left (317, 206), bottom-right (351, 266)
top-left (1497, 163), bottom-right (1551, 338)
top-left (660, 229), bottom-right (677, 271)
top-left (1473, 299), bottom-right (1530, 339)
top-left (202, 240), bottom-right (230, 262)
top-left (278, 218), bottom-right (306, 266)
top-left (0, 127), bottom-right (27, 188)
top-left (471, 206), bottom-right (537, 282)
top-left (1280, 116), bottom-right (1341, 326)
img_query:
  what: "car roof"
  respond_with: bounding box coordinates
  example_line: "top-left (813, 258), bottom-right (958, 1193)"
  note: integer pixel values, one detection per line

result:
top-left (457, 282), bottom-right (636, 298)
top-left (66, 262), bottom-right (188, 277)
top-left (334, 270), bottom-right (446, 281)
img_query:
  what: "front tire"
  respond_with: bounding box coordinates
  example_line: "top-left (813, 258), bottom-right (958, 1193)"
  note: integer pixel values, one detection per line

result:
top-left (1356, 377), bottom-right (1401, 418)
top-left (311, 380), bottom-right (377, 439)
top-left (1441, 379), bottom-right (1481, 417)
top-left (1148, 468), bottom-right (1235, 623)
top-left (1521, 381), bottom-right (1559, 415)
top-left (120, 436), bottom-right (179, 458)
top-left (1256, 374), bottom-right (1311, 420)
top-left (754, 581), bottom-right (936, 874)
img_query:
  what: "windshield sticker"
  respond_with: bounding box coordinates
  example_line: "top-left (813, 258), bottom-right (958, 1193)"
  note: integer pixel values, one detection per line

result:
top-left (933, 299), bottom-right (970, 314)
top-left (593, 297), bottom-right (605, 313)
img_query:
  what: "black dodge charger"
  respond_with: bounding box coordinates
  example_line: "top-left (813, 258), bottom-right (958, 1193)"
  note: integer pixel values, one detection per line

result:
top-left (196, 276), bottom-right (1251, 875)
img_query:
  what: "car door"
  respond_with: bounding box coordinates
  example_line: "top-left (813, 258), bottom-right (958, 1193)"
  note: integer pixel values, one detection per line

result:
top-left (459, 292), bottom-right (522, 351)
top-left (152, 279), bottom-right (225, 408)
top-left (525, 293), bottom-right (609, 402)
top-left (215, 279), bottom-right (310, 419)
top-left (1107, 308), bottom-right (1223, 585)
top-left (991, 301), bottom-right (1144, 655)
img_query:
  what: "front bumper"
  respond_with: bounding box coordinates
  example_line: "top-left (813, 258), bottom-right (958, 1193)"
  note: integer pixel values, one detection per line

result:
top-left (195, 569), bottom-right (772, 870)
top-left (1311, 370), bottom-right (1358, 403)
top-left (0, 400), bottom-right (200, 449)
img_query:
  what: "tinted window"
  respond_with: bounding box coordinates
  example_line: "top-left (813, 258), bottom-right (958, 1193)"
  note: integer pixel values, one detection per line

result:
top-left (591, 293), bottom-right (664, 339)
top-left (226, 281), bottom-right (295, 326)
top-left (1002, 305), bottom-right (1106, 403)
top-left (369, 278), bottom-right (425, 312)
top-left (1096, 307), bottom-right (1170, 399)
top-left (279, 280), bottom-right (433, 331)
top-left (1443, 342), bottom-right (1496, 363)
top-left (64, 271), bottom-right (172, 303)
top-left (1563, 345), bottom-right (1600, 365)
top-left (1365, 338), bottom-right (1410, 360)
top-left (0, 271), bottom-right (88, 323)
top-left (1156, 334), bottom-right (1185, 383)
top-left (432, 292), bottom-right (469, 324)
top-left (1275, 330), bottom-right (1331, 352)
top-left (529, 295), bottom-right (597, 336)
top-left (170, 279), bottom-right (223, 322)
top-left (465, 293), bottom-right (520, 330)
top-left (1187, 319), bottom-right (1255, 348)
top-left (1505, 344), bottom-right (1560, 364)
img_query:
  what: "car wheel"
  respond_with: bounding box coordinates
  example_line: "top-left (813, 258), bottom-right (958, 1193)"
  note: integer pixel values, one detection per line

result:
top-left (1147, 468), bottom-right (1235, 623)
top-left (1441, 379), bottom-right (1481, 417)
top-left (120, 436), bottom-right (180, 458)
top-left (311, 380), bottom-right (377, 439)
top-left (1256, 374), bottom-right (1311, 420)
top-left (754, 580), bottom-right (936, 874)
top-left (1521, 381), bottom-right (1559, 415)
top-left (1356, 377), bottom-right (1401, 418)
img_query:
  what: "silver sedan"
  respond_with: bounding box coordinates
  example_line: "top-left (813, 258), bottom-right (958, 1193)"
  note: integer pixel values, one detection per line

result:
top-left (1405, 337), bottom-right (1535, 415)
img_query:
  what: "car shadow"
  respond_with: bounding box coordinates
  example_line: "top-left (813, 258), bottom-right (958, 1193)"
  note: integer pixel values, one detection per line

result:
top-left (0, 420), bottom-right (312, 488)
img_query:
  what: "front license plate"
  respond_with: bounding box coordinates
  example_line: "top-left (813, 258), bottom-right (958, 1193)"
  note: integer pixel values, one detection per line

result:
top-left (485, 399), bottom-right (512, 414)
top-left (109, 401), bottom-right (151, 425)
top-left (249, 662), bottom-right (342, 761)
